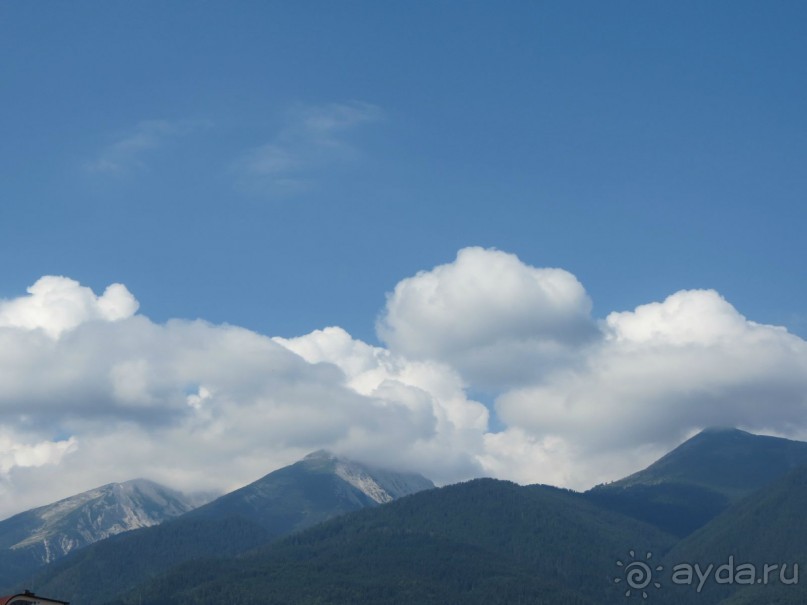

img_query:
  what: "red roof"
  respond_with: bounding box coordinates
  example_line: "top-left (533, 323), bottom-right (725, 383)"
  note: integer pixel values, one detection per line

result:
top-left (0, 593), bottom-right (69, 605)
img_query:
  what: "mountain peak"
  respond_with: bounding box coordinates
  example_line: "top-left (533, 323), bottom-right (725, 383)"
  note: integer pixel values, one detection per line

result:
top-left (616, 428), bottom-right (807, 493)
top-left (303, 449), bottom-right (338, 461)
top-left (698, 425), bottom-right (747, 435)
top-left (299, 450), bottom-right (434, 504)
top-left (183, 450), bottom-right (433, 541)
top-left (587, 429), bottom-right (807, 537)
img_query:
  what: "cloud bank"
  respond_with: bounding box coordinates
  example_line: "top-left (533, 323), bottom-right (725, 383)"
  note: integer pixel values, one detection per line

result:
top-left (1, 249), bottom-right (806, 518)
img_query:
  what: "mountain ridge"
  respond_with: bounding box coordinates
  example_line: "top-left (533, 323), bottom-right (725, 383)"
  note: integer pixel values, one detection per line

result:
top-left (13, 431), bottom-right (807, 604)
top-left (19, 451), bottom-right (434, 604)
top-left (108, 478), bottom-right (677, 605)
top-left (7, 479), bottom-right (197, 552)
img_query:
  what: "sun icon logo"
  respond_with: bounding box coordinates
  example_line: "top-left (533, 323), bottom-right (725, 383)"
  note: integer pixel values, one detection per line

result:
top-left (614, 550), bottom-right (663, 599)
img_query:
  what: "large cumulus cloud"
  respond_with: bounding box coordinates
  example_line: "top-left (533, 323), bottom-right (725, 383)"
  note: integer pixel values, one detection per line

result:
top-left (377, 247), bottom-right (599, 389)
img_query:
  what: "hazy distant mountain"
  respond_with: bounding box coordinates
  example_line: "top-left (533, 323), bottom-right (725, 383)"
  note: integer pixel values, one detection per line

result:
top-left (24, 451), bottom-right (434, 605)
top-left (0, 479), bottom-right (202, 588)
top-left (586, 427), bottom-right (807, 536)
top-left (110, 479), bottom-right (676, 605)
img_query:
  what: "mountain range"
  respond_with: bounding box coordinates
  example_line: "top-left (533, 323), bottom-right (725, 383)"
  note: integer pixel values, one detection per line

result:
top-left (4, 428), bottom-right (807, 604)
top-left (8, 451), bottom-right (433, 604)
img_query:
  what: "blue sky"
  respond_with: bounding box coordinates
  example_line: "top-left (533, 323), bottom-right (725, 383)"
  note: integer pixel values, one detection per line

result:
top-left (1, 2), bottom-right (807, 513)
top-left (3, 1), bottom-right (805, 340)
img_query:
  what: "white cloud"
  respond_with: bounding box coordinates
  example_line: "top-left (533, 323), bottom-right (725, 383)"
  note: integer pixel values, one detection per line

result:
top-left (233, 101), bottom-right (383, 194)
top-left (377, 247), bottom-right (598, 390)
top-left (0, 432), bottom-right (77, 475)
top-left (0, 276), bottom-right (138, 338)
top-left (274, 326), bottom-right (488, 480)
top-left (2, 255), bottom-right (807, 517)
top-left (375, 250), bottom-right (807, 488)
top-left (0, 279), bottom-right (483, 518)
top-left (495, 289), bottom-right (807, 486)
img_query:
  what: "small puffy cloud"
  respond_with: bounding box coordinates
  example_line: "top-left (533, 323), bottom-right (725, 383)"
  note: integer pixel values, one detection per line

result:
top-left (0, 432), bottom-right (77, 475)
top-left (0, 276), bottom-right (138, 338)
top-left (605, 289), bottom-right (754, 345)
top-left (233, 101), bottom-right (383, 194)
top-left (377, 247), bottom-right (598, 390)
